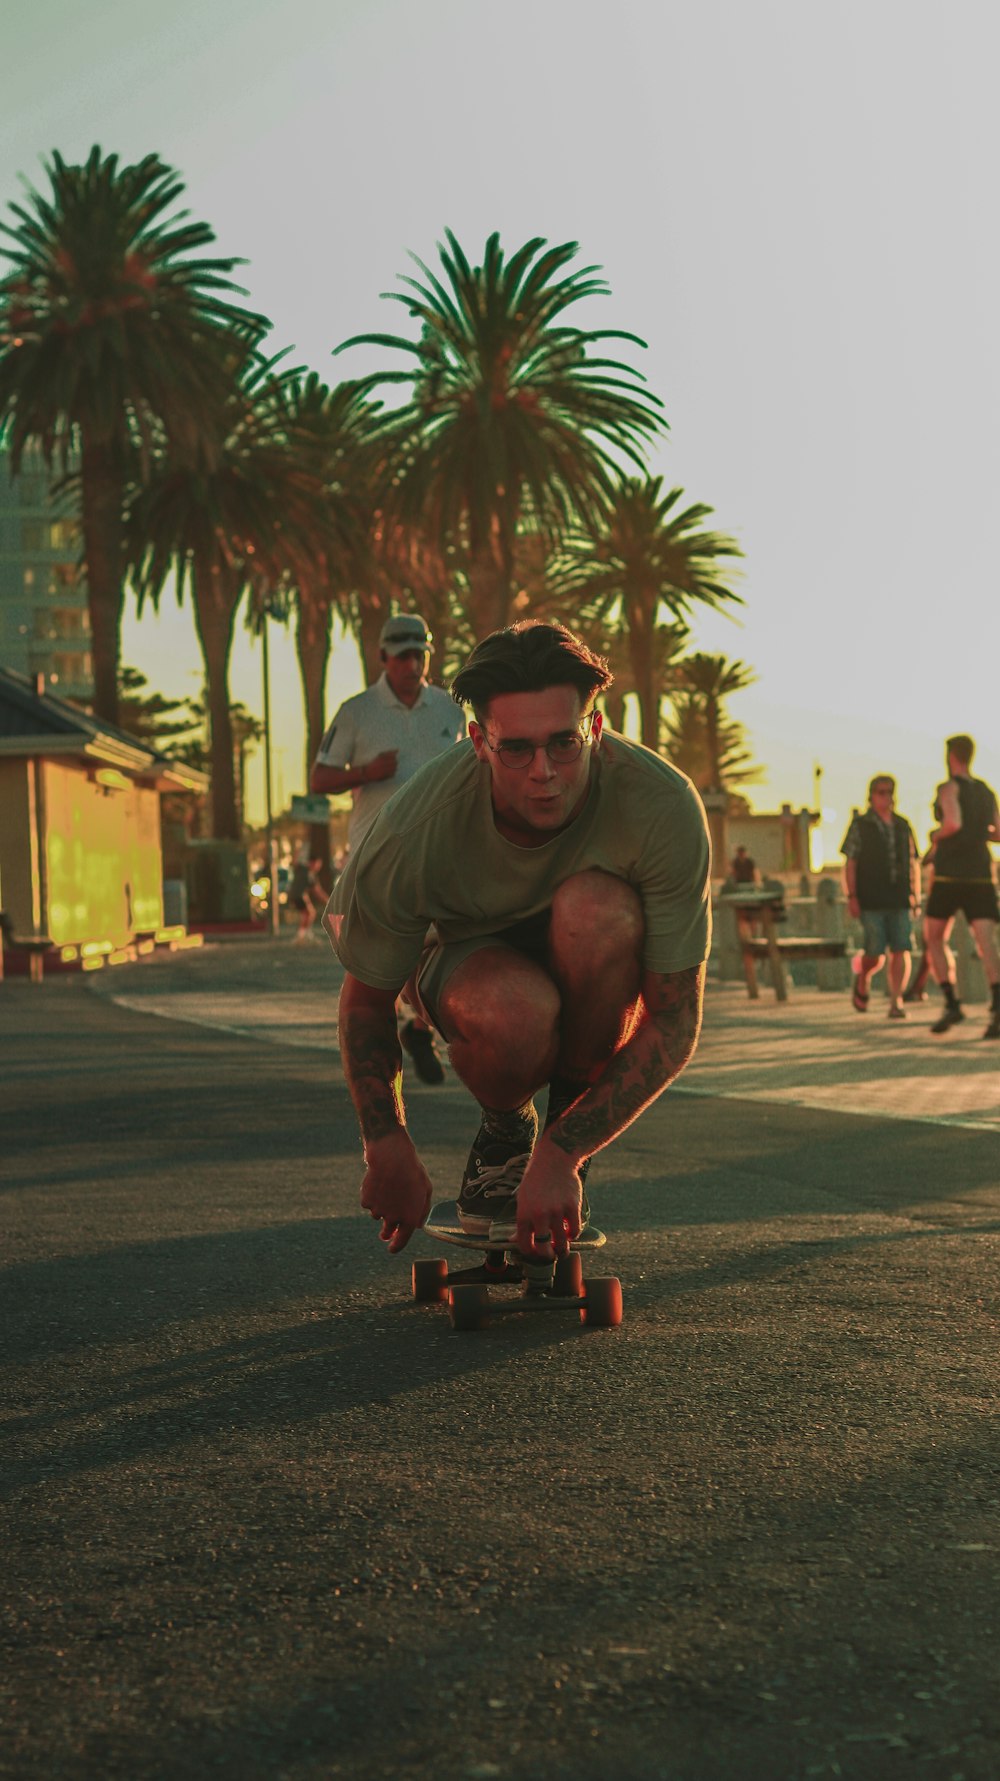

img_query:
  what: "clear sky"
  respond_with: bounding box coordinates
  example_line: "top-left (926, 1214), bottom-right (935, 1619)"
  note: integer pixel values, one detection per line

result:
top-left (2, 0), bottom-right (998, 855)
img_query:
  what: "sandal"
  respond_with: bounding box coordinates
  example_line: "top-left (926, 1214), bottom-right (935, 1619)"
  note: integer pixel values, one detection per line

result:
top-left (852, 983), bottom-right (869, 1013)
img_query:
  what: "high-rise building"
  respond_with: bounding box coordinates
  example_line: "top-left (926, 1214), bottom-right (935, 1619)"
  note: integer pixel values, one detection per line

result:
top-left (0, 446), bottom-right (93, 702)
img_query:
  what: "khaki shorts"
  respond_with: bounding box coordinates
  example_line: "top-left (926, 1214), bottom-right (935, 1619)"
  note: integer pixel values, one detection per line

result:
top-left (407, 910), bottom-right (552, 1037)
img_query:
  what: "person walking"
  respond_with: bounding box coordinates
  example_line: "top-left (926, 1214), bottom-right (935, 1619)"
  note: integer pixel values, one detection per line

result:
top-left (729, 845), bottom-right (757, 885)
top-left (289, 848), bottom-right (324, 942)
top-left (923, 735), bottom-right (1000, 1038)
top-left (324, 621), bottom-right (710, 1255)
top-left (841, 777), bottom-right (920, 1019)
top-left (311, 613), bottom-right (467, 1082)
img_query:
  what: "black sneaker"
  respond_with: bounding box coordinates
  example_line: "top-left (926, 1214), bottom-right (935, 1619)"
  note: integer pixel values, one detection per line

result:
top-left (487, 1159), bottom-right (593, 1246)
top-left (982, 1008), bottom-right (1000, 1040)
top-left (457, 1124), bottom-right (534, 1235)
top-left (930, 1005), bottom-right (965, 1034)
top-left (400, 1019), bottom-right (445, 1084)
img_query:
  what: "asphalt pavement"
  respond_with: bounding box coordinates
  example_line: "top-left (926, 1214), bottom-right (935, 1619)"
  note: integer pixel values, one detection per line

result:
top-left (2, 936), bottom-right (999, 1780)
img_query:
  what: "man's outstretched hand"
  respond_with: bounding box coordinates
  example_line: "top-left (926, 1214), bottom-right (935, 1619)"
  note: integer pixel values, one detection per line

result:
top-left (515, 1135), bottom-right (585, 1257)
top-left (360, 1130), bottom-right (433, 1253)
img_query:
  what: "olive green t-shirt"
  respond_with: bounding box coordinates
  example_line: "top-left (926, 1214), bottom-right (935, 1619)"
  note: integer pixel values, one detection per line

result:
top-left (328, 732), bottom-right (712, 991)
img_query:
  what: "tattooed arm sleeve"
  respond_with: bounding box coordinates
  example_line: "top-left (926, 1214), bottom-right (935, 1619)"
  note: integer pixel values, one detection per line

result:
top-left (546, 963), bottom-right (705, 1167)
top-left (338, 973), bottom-right (407, 1144)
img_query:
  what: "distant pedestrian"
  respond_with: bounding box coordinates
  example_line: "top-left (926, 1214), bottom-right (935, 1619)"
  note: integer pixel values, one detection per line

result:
top-left (923, 735), bottom-right (1000, 1038)
top-left (729, 845), bottom-right (757, 885)
top-left (290, 849), bottom-right (323, 943)
top-left (310, 613), bottom-right (467, 1081)
top-left (841, 777), bottom-right (920, 1019)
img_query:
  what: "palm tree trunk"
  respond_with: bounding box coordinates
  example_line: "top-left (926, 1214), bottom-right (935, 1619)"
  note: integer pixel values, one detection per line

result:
top-left (192, 555), bottom-right (242, 840)
top-left (626, 590), bottom-right (659, 750)
top-left (706, 694), bottom-right (721, 791)
top-left (79, 436), bottom-right (126, 726)
top-left (468, 559), bottom-right (513, 637)
top-left (468, 519), bottom-right (513, 638)
top-left (603, 686), bottom-right (627, 732)
top-left (353, 583), bottom-right (387, 684)
top-left (295, 594), bottom-right (334, 772)
top-left (295, 593), bottom-right (334, 878)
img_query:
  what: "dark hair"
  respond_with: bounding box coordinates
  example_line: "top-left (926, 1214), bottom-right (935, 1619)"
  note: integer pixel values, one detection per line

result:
top-left (868, 775), bottom-right (895, 799)
top-left (451, 621), bottom-right (612, 721)
top-left (946, 733), bottom-right (975, 767)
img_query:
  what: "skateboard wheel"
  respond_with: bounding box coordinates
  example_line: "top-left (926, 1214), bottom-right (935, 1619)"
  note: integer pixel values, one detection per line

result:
top-left (412, 1258), bottom-right (448, 1303)
top-left (448, 1284), bottom-right (490, 1331)
top-left (553, 1252), bottom-right (584, 1297)
top-left (580, 1276), bottom-right (623, 1328)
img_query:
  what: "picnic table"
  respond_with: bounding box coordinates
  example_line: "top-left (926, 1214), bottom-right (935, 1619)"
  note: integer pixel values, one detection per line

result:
top-left (724, 888), bottom-right (846, 1002)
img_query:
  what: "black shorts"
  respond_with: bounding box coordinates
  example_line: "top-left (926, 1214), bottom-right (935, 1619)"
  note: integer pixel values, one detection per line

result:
top-left (925, 879), bottom-right (1000, 923)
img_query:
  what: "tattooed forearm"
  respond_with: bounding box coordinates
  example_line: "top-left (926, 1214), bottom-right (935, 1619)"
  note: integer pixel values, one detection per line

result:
top-left (338, 977), bottom-right (406, 1145)
top-left (547, 964), bottom-right (704, 1164)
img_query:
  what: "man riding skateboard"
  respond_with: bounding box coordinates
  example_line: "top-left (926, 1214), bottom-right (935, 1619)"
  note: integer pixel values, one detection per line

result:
top-left (325, 621), bottom-right (712, 1257)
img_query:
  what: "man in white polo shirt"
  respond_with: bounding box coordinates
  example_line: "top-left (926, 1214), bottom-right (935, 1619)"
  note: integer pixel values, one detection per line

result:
top-left (311, 613), bottom-right (466, 1081)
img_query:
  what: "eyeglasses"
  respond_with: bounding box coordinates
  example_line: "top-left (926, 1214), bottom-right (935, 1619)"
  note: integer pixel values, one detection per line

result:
top-left (872, 786), bottom-right (894, 798)
top-left (482, 712), bottom-right (597, 770)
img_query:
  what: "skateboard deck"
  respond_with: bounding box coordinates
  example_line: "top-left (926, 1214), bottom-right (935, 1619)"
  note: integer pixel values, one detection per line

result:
top-left (424, 1199), bottom-right (606, 1254)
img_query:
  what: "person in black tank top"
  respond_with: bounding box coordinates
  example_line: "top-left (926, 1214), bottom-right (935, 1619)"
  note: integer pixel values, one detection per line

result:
top-left (924, 735), bottom-right (1000, 1037)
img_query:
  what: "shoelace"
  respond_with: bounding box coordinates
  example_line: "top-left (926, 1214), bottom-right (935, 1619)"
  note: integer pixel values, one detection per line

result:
top-left (470, 1152), bottom-right (532, 1198)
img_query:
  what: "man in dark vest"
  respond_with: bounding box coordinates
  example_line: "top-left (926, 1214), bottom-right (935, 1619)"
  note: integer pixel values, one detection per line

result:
top-left (841, 776), bottom-right (920, 1019)
top-left (924, 735), bottom-right (1000, 1038)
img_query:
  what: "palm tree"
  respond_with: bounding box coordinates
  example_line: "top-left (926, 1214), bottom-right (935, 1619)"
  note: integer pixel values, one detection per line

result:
top-left (661, 695), bottom-right (762, 799)
top-left (548, 477), bottom-right (743, 748)
top-left (0, 146), bottom-right (268, 726)
top-left (336, 230), bottom-right (665, 639)
top-left (666, 653), bottom-right (758, 792)
top-left (128, 351), bottom-right (325, 839)
top-left (278, 374), bottom-right (380, 778)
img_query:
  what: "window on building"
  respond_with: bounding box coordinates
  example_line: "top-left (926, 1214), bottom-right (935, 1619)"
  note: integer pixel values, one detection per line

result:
top-left (48, 520), bottom-right (79, 551)
top-left (20, 518), bottom-right (80, 554)
top-left (50, 650), bottom-right (93, 689)
top-left (35, 607), bottom-right (91, 640)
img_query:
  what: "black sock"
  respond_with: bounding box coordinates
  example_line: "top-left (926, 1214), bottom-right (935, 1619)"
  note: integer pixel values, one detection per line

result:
top-left (545, 1074), bottom-right (589, 1129)
top-left (479, 1100), bottom-right (537, 1144)
top-left (991, 983), bottom-right (1000, 1012)
top-left (545, 1076), bottom-right (594, 1194)
top-left (943, 982), bottom-right (960, 1011)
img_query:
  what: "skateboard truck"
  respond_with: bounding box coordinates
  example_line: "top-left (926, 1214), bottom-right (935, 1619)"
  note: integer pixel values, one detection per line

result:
top-left (411, 1203), bottom-right (623, 1331)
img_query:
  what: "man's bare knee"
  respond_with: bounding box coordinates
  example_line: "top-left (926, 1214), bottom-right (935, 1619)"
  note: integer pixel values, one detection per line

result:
top-left (551, 870), bottom-right (644, 960)
top-left (442, 951), bottom-right (560, 1054)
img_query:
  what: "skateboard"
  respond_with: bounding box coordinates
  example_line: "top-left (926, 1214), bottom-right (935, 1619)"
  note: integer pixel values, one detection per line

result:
top-left (411, 1200), bottom-right (623, 1331)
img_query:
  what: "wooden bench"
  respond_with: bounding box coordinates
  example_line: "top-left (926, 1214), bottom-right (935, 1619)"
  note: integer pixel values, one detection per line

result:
top-left (722, 891), bottom-right (847, 1002)
top-left (8, 935), bottom-right (55, 984)
top-left (741, 933), bottom-right (847, 1002)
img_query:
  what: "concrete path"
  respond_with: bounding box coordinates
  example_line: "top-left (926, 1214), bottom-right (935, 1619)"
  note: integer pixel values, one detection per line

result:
top-left (92, 934), bottom-right (1000, 1134)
